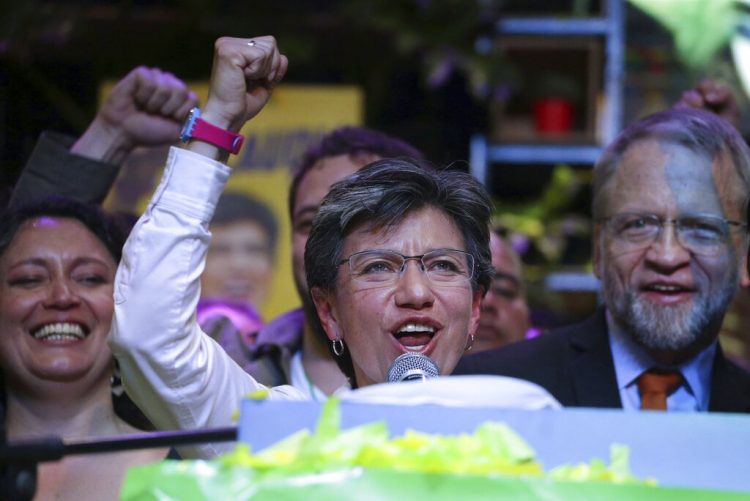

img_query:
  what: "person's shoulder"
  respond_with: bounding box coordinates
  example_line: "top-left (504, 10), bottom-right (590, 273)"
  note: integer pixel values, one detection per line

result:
top-left (256, 308), bottom-right (305, 345)
top-left (457, 327), bottom-right (570, 373)
top-left (710, 351), bottom-right (750, 413)
top-left (722, 356), bottom-right (750, 387)
top-left (455, 312), bottom-right (605, 376)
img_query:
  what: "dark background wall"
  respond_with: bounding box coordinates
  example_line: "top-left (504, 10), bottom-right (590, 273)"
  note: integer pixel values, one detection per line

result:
top-left (0, 0), bottom-right (495, 191)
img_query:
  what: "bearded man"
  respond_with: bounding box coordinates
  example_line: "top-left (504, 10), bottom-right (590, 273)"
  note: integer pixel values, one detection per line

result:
top-left (455, 107), bottom-right (750, 412)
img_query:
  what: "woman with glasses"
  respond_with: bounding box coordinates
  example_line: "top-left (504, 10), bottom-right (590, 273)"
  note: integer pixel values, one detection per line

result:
top-left (109, 36), bottom-right (559, 459)
top-left (305, 158), bottom-right (492, 388)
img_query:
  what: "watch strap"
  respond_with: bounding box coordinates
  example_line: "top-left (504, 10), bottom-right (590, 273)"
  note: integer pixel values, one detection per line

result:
top-left (180, 108), bottom-right (245, 155)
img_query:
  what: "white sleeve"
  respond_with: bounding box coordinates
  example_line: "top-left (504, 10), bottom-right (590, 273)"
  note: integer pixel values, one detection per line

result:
top-left (109, 147), bottom-right (304, 459)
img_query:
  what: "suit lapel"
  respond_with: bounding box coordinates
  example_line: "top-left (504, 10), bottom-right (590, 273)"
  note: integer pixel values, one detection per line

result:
top-left (568, 308), bottom-right (623, 408)
top-left (561, 310), bottom-right (750, 413)
top-left (709, 348), bottom-right (750, 413)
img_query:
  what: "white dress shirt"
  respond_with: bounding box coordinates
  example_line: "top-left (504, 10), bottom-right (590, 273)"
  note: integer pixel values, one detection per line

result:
top-left (109, 147), bottom-right (305, 459)
top-left (606, 311), bottom-right (715, 412)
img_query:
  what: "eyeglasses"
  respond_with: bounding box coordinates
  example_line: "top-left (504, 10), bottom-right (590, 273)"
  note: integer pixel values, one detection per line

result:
top-left (601, 212), bottom-right (747, 256)
top-left (339, 249), bottom-right (474, 284)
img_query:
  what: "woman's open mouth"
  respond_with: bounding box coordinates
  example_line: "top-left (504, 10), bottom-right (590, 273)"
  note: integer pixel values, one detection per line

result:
top-left (393, 323), bottom-right (436, 352)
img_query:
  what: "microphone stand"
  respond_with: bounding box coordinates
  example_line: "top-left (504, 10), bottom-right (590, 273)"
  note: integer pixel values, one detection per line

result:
top-left (0, 426), bottom-right (237, 501)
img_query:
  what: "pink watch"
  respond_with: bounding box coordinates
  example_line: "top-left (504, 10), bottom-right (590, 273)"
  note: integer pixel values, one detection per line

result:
top-left (180, 107), bottom-right (245, 155)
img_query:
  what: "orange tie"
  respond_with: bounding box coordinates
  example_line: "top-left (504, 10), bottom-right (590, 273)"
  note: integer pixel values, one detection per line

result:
top-left (637, 369), bottom-right (683, 411)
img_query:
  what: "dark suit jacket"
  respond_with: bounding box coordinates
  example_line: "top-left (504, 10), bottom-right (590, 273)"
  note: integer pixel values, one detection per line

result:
top-left (10, 131), bottom-right (120, 208)
top-left (454, 308), bottom-right (750, 413)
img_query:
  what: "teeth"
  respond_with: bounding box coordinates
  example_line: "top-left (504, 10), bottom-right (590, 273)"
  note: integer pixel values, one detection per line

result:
top-left (33, 323), bottom-right (85, 341)
top-left (397, 324), bottom-right (435, 334)
top-left (41, 334), bottom-right (83, 342)
top-left (651, 285), bottom-right (683, 292)
top-left (404, 345), bottom-right (427, 352)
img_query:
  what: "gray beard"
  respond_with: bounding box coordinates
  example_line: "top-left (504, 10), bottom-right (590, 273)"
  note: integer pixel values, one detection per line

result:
top-left (604, 274), bottom-right (737, 353)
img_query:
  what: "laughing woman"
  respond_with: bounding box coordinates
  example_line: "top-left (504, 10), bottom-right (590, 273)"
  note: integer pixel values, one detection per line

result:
top-left (0, 199), bottom-right (167, 500)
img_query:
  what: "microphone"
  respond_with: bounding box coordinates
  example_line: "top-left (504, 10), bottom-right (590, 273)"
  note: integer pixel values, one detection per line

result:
top-left (387, 353), bottom-right (439, 382)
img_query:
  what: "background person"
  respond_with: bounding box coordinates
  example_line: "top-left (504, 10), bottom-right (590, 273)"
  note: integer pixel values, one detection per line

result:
top-left (8, 64), bottom-right (280, 381)
top-left (674, 78), bottom-right (741, 128)
top-left (472, 228), bottom-right (531, 353)
top-left (8, 66), bottom-right (198, 209)
top-left (197, 299), bottom-right (264, 362)
top-left (0, 199), bottom-right (169, 501)
top-left (455, 107), bottom-right (750, 413)
top-left (197, 192), bottom-right (277, 369)
top-left (201, 191), bottom-right (278, 311)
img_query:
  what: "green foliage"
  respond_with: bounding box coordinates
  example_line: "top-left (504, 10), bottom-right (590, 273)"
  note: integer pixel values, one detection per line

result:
top-left (627, 0), bottom-right (739, 71)
top-left (333, 0), bottom-right (516, 99)
top-left (493, 164), bottom-right (591, 268)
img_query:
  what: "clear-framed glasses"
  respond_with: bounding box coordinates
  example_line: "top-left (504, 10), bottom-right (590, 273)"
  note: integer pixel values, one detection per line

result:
top-left (601, 212), bottom-right (747, 256)
top-left (339, 248), bottom-right (474, 284)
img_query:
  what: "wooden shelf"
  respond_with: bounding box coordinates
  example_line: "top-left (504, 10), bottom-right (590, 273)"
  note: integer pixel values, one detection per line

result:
top-left (471, 0), bottom-right (624, 181)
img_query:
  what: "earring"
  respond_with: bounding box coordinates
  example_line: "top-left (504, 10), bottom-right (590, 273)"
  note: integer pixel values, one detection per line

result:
top-left (111, 361), bottom-right (124, 396)
top-left (332, 338), bottom-right (345, 357)
top-left (465, 333), bottom-right (475, 352)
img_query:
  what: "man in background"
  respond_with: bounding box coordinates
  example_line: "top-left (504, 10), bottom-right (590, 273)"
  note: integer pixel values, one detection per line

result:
top-left (472, 228), bottom-right (530, 353)
top-left (9, 66), bottom-right (197, 208)
top-left (456, 107), bottom-right (750, 413)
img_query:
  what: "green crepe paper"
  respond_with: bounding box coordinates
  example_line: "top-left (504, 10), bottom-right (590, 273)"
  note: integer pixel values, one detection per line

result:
top-left (549, 444), bottom-right (654, 485)
top-left (120, 398), bottom-right (744, 500)
top-left (627, 0), bottom-right (738, 71)
top-left (121, 463), bottom-right (750, 501)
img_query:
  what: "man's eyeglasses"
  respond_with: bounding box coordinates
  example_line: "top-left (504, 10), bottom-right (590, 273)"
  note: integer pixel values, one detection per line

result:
top-left (339, 249), bottom-right (474, 284)
top-left (601, 213), bottom-right (747, 256)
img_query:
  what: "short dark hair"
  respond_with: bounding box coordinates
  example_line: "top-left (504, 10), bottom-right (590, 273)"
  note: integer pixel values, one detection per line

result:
top-left (213, 192), bottom-right (279, 255)
top-left (593, 107), bottom-right (750, 220)
top-left (0, 196), bottom-right (128, 263)
top-left (304, 158), bottom-right (493, 386)
top-left (288, 126), bottom-right (424, 221)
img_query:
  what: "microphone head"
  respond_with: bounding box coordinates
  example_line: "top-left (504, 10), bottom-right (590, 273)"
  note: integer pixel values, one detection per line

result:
top-left (387, 352), bottom-right (439, 383)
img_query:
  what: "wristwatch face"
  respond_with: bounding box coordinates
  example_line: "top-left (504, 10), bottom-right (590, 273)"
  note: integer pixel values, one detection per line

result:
top-left (180, 108), bottom-right (200, 142)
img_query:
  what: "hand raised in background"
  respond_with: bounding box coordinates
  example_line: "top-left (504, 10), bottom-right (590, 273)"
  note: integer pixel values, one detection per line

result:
top-left (72, 66), bottom-right (199, 163)
top-left (675, 79), bottom-right (740, 128)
